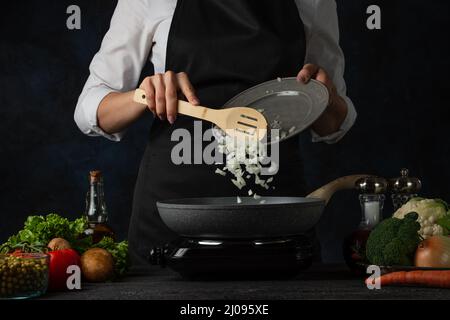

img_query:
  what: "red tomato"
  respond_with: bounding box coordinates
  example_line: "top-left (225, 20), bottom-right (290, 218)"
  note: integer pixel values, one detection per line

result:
top-left (47, 249), bottom-right (81, 291)
top-left (10, 249), bottom-right (24, 257)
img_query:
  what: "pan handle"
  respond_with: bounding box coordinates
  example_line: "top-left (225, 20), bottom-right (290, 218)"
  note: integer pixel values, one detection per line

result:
top-left (307, 175), bottom-right (371, 205)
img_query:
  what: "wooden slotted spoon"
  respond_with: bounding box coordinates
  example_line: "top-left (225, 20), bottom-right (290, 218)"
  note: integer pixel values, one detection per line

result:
top-left (134, 89), bottom-right (267, 140)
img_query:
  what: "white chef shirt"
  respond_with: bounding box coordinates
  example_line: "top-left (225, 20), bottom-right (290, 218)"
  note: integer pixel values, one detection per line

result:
top-left (74, 0), bottom-right (357, 143)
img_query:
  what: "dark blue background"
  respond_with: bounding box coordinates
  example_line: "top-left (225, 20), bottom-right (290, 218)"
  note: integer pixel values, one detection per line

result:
top-left (1, 1), bottom-right (449, 262)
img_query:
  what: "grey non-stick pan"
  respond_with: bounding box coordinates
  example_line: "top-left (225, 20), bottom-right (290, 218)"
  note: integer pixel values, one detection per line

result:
top-left (157, 175), bottom-right (368, 239)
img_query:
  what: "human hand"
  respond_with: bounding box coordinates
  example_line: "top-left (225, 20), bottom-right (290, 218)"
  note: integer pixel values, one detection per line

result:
top-left (139, 71), bottom-right (199, 124)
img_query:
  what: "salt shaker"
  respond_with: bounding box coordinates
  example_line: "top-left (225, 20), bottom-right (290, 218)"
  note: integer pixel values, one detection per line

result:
top-left (389, 168), bottom-right (422, 210)
top-left (355, 176), bottom-right (388, 229)
top-left (343, 176), bottom-right (388, 273)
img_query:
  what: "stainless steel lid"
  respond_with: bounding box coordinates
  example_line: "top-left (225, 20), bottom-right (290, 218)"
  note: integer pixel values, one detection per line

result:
top-left (389, 168), bottom-right (422, 194)
top-left (355, 176), bottom-right (388, 194)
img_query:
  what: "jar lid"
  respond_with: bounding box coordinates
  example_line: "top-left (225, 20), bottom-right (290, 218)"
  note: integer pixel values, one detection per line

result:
top-left (355, 176), bottom-right (388, 194)
top-left (389, 168), bottom-right (422, 194)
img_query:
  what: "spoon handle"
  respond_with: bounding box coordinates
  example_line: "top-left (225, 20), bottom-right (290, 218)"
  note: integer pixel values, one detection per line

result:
top-left (133, 89), bottom-right (219, 124)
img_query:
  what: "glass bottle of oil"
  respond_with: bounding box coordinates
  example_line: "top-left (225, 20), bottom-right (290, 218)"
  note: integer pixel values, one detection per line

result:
top-left (84, 170), bottom-right (115, 243)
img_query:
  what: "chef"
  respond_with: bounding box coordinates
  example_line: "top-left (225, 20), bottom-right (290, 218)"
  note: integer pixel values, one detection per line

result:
top-left (75, 0), bottom-right (357, 266)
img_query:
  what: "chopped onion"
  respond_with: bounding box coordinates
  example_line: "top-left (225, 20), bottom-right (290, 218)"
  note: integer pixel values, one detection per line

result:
top-left (255, 175), bottom-right (263, 186)
top-left (237, 196), bottom-right (242, 204)
top-left (271, 120), bottom-right (282, 130)
top-left (215, 168), bottom-right (226, 176)
top-left (213, 127), bottom-right (277, 194)
top-left (231, 179), bottom-right (245, 190)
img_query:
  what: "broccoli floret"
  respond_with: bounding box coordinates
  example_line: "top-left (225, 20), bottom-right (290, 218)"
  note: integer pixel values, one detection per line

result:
top-left (366, 212), bottom-right (421, 266)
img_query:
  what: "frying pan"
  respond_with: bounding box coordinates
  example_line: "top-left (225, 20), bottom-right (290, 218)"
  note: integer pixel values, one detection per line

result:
top-left (157, 175), bottom-right (368, 239)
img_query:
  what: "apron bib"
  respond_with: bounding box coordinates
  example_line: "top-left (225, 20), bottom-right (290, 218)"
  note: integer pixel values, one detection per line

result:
top-left (129, 0), bottom-right (308, 266)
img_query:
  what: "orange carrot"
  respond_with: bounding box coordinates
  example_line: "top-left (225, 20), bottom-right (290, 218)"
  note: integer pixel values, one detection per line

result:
top-left (366, 270), bottom-right (450, 288)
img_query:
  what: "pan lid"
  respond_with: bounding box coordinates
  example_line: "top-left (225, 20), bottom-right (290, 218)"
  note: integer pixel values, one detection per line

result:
top-left (216, 78), bottom-right (329, 143)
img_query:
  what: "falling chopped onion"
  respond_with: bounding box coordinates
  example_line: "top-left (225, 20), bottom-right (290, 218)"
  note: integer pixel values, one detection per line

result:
top-left (237, 196), bottom-right (242, 204)
top-left (271, 120), bottom-right (282, 130)
top-left (215, 168), bottom-right (226, 176)
top-left (232, 179), bottom-right (245, 190)
top-left (213, 127), bottom-right (277, 195)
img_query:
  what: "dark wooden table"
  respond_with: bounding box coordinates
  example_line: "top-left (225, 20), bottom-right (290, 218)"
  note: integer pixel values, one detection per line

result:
top-left (41, 264), bottom-right (450, 300)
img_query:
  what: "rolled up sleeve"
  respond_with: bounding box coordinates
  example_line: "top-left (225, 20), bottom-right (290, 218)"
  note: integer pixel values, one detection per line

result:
top-left (299, 0), bottom-right (357, 144)
top-left (74, 0), bottom-right (156, 141)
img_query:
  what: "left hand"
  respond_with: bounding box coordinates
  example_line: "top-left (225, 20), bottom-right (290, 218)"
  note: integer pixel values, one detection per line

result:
top-left (296, 64), bottom-right (348, 136)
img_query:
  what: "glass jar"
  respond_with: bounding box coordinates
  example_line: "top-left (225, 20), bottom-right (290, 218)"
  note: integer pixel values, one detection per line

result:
top-left (0, 253), bottom-right (49, 300)
top-left (343, 176), bottom-right (387, 274)
top-left (359, 194), bottom-right (385, 229)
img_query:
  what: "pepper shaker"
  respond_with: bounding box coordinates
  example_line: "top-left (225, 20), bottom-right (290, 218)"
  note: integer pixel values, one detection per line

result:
top-left (389, 168), bottom-right (422, 211)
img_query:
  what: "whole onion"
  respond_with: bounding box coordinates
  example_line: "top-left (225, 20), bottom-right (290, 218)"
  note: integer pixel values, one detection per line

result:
top-left (48, 238), bottom-right (71, 251)
top-left (415, 236), bottom-right (450, 268)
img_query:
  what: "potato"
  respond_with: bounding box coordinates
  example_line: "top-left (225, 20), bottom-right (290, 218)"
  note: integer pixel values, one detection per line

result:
top-left (48, 238), bottom-right (71, 251)
top-left (81, 248), bottom-right (114, 282)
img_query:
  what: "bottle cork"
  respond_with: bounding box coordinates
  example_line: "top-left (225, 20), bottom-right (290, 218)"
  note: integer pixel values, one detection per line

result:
top-left (89, 170), bottom-right (102, 183)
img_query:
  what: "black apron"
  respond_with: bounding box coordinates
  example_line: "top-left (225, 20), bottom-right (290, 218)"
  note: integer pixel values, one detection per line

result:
top-left (129, 0), bottom-right (308, 266)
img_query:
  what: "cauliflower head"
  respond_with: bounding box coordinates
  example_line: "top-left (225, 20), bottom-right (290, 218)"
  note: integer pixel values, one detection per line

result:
top-left (393, 198), bottom-right (449, 238)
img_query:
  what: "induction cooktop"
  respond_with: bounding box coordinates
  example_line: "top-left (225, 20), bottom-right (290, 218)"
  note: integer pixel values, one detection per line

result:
top-left (149, 235), bottom-right (313, 280)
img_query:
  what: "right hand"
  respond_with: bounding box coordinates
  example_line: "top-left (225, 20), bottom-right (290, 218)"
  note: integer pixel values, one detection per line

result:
top-left (139, 71), bottom-right (200, 124)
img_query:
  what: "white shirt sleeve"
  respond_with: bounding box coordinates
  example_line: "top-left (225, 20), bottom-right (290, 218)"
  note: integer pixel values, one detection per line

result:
top-left (298, 0), bottom-right (357, 144)
top-left (74, 0), bottom-right (158, 141)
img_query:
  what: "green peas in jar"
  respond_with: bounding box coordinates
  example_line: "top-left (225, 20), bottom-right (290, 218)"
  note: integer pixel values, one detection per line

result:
top-left (0, 253), bottom-right (49, 299)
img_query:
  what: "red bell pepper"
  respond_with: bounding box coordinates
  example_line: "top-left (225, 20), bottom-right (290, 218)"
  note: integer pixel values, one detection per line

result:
top-left (47, 249), bottom-right (81, 291)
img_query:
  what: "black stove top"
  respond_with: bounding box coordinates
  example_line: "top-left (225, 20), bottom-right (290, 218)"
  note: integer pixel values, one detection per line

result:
top-left (150, 235), bottom-right (313, 279)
